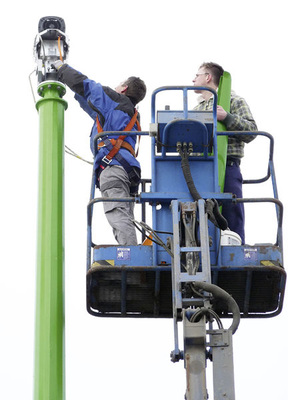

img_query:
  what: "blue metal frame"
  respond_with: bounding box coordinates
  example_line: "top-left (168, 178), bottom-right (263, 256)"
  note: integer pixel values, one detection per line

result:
top-left (86, 86), bottom-right (286, 319)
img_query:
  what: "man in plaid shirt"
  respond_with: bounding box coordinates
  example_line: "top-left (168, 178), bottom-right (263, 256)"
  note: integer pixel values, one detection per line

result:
top-left (193, 62), bottom-right (257, 244)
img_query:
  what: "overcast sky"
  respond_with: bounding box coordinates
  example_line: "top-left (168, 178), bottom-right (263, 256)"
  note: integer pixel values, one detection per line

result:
top-left (1, 1), bottom-right (297, 399)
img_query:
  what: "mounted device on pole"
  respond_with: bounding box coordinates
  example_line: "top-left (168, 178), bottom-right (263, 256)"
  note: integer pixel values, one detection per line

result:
top-left (33, 16), bottom-right (69, 400)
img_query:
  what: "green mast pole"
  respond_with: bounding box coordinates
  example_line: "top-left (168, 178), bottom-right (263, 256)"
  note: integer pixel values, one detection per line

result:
top-left (34, 81), bottom-right (67, 400)
top-left (217, 71), bottom-right (231, 192)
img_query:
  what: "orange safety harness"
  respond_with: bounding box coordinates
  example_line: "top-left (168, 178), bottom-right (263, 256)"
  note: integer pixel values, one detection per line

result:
top-left (96, 110), bottom-right (141, 164)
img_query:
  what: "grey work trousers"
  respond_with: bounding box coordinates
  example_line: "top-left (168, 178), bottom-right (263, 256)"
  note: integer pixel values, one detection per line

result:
top-left (99, 165), bottom-right (137, 245)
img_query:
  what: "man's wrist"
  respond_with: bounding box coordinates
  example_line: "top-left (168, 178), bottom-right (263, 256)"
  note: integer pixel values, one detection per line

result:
top-left (223, 112), bottom-right (234, 128)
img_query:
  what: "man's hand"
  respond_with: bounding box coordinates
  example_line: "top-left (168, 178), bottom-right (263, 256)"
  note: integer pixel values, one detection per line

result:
top-left (216, 105), bottom-right (228, 121)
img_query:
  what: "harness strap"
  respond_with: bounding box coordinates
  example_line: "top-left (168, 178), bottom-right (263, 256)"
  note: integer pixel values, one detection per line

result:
top-left (96, 115), bottom-right (103, 133)
top-left (98, 138), bottom-right (136, 157)
top-left (96, 110), bottom-right (140, 162)
top-left (135, 119), bottom-right (141, 157)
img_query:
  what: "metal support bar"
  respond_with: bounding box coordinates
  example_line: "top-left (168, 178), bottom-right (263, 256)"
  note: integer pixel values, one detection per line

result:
top-left (170, 199), bottom-right (213, 362)
top-left (183, 311), bottom-right (208, 400)
top-left (168, 198), bottom-right (238, 399)
top-left (170, 200), bottom-right (182, 361)
top-left (183, 312), bottom-right (236, 400)
top-left (208, 329), bottom-right (235, 400)
top-left (197, 200), bottom-right (211, 284)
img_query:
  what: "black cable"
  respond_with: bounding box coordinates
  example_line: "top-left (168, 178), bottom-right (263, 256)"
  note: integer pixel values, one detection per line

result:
top-left (193, 281), bottom-right (240, 334)
top-left (178, 144), bottom-right (228, 231)
top-left (133, 222), bottom-right (163, 246)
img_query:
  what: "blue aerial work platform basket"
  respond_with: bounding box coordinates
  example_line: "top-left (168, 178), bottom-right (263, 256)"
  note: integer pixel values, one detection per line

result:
top-left (86, 86), bottom-right (286, 320)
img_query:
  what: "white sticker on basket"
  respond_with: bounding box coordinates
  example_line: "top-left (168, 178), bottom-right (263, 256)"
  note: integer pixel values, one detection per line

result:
top-left (244, 248), bottom-right (257, 261)
top-left (117, 248), bottom-right (131, 261)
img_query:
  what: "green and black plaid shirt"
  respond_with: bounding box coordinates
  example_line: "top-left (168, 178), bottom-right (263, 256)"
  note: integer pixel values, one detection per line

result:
top-left (194, 91), bottom-right (257, 159)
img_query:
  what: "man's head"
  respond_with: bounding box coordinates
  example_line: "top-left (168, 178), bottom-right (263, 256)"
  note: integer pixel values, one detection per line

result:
top-left (193, 62), bottom-right (224, 93)
top-left (115, 77), bottom-right (147, 105)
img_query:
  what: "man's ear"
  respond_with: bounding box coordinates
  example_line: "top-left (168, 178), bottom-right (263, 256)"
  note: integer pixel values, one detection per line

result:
top-left (206, 74), bottom-right (212, 84)
top-left (121, 85), bottom-right (128, 94)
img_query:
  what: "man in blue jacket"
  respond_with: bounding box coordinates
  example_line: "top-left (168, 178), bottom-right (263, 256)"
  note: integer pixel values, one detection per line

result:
top-left (53, 61), bottom-right (146, 245)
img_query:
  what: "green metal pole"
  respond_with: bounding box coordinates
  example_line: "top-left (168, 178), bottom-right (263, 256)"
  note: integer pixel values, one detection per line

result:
top-left (34, 81), bottom-right (67, 400)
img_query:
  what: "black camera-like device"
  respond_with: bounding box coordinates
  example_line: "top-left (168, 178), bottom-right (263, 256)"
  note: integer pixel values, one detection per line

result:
top-left (34, 16), bottom-right (69, 83)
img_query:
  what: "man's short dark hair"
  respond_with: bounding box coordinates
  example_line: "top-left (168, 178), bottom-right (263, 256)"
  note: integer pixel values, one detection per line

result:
top-left (200, 62), bottom-right (224, 86)
top-left (124, 77), bottom-right (146, 105)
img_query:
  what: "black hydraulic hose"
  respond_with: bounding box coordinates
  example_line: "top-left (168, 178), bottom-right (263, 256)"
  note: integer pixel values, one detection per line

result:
top-left (180, 149), bottom-right (203, 201)
top-left (194, 281), bottom-right (240, 334)
top-left (206, 199), bottom-right (228, 231)
top-left (178, 146), bottom-right (228, 231)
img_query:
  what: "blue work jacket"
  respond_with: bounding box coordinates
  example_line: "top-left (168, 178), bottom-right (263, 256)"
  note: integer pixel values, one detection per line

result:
top-left (57, 64), bottom-right (141, 173)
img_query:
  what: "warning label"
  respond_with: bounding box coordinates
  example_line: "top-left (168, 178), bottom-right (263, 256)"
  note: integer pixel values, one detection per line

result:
top-left (117, 248), bottom-right (131, 261)
top-left (244, 248), bottom-right (257, 262)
